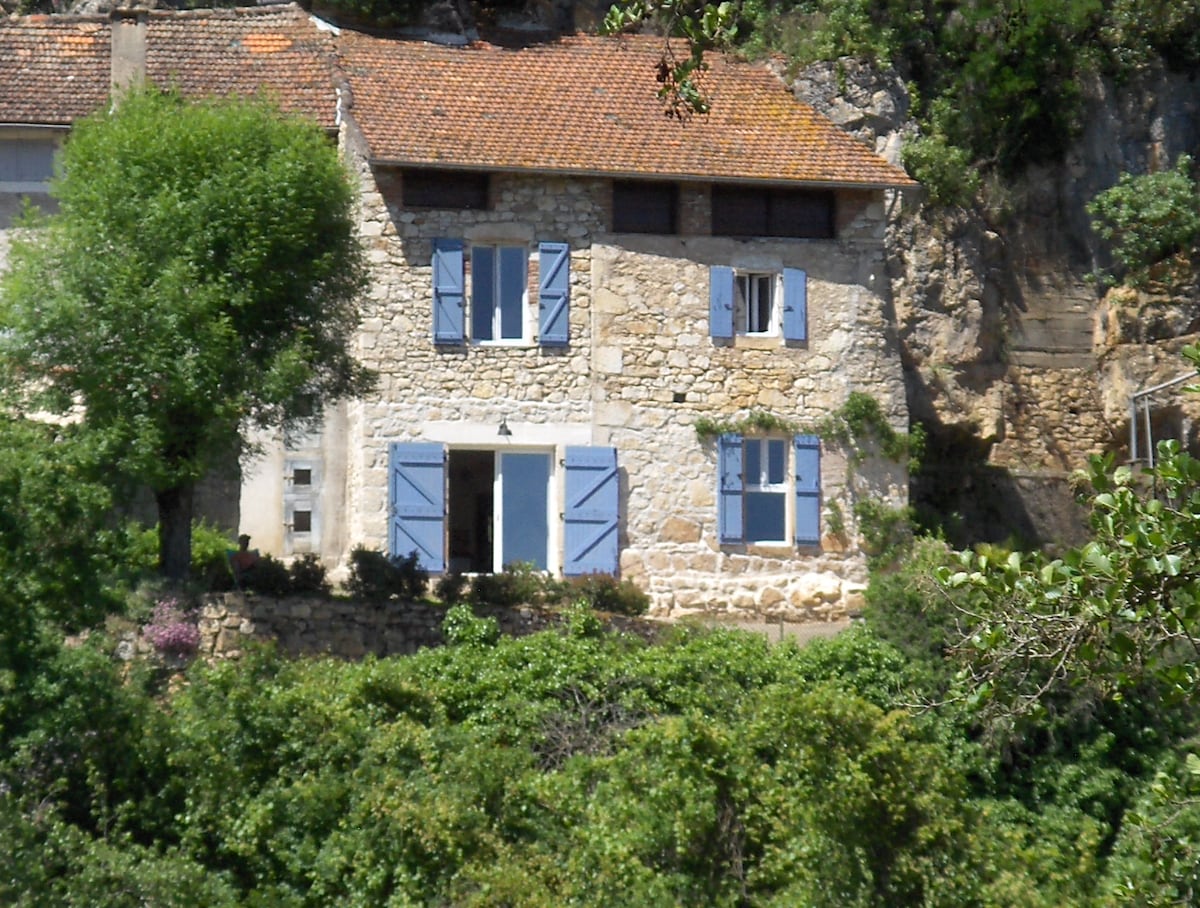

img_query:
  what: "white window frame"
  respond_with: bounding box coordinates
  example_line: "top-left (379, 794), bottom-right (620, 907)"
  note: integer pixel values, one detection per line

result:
top-left (735, 271), bottom-right (780, 337)
top-left (471, 244), bottom-right (529, 344)
top-left (743, 437), bottom-right (789, 544)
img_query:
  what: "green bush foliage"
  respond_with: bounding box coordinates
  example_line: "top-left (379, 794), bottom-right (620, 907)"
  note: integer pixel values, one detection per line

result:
top-left (240, 553), bottom-right (292, 598)
top-left (469, 561), bottom-right (549, 608)
top-left (434, 571), bottom-right (469, 604)
top-left (1088, 154), bottom-right (1200, 286)
top-left (442, 603), bottom-right (502, 648)
top-left (124, 520), bottom-right (240, 592)
top-left (287, 553), bottom-right (331, 596)
top-left (346, 546), bottom-right (429, 601)
top-left (560, 573), bottom-right (651, 616)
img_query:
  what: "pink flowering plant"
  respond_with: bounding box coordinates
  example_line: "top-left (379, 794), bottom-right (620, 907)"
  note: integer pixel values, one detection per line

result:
top-left (142, 596), bottom-right (201, 657)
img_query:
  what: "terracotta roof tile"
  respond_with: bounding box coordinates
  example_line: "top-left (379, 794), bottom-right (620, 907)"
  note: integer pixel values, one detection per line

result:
top-left (0, 4), bottom-right (337, 129)
top-left (144, 5), bottom-right (338, 129)
top-left (0, 16), bottom-right (109, 124)
top-left (339, 33), bottom-right (914, 188)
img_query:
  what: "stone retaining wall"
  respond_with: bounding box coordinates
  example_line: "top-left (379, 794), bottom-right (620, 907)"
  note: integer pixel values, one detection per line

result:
top-left (184, 593), bottom-right (658, 661)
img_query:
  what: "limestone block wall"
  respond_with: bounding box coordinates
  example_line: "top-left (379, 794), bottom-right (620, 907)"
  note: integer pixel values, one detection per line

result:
top-left (6, 120), bottom-right (908, 620)
top-left (298, 130), bottom-right (910, 620)
top-left (590, 221), bottom-right (908, 618)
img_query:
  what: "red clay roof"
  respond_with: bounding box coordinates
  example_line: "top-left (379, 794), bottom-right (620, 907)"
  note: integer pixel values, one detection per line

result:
top-left (0, 16), bottom-right (110, 125)
top-left (0, 5), bottom-right (337, 129)
top-left (144, 5), bottom-right (338, 129)
top-left (339, 33), bottom-right (914, 188)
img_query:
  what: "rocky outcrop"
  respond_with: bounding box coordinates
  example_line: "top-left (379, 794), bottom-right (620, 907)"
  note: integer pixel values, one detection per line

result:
top-left (795, 56), bottom-right (1200, 548)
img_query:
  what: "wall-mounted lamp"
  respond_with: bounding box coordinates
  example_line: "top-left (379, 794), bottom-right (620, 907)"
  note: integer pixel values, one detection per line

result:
top-left (497, 417), bottom-right (513, 437)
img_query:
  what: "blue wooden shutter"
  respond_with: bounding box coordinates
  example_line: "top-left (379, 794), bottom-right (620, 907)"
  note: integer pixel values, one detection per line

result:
top-left (710, 265), bottom-right (734, 340)
top-left (538, 242), bottom-right (570, 346)
top-left (793, 434), bottom-right (821, 545)
top-left (388, 442), bottom-right (446, 572)
top-left (563, 446), bottom-right (619, 575)
top-left (717, 433), bottom-right (744, 543)
top-left (782, 268), bottom-right (808, 341)
top-left (432, 239), bottom-right (465, 344)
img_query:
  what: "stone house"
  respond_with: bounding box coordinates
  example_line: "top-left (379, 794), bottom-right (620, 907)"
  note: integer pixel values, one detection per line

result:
top-left (1, 5), bottom-right (914, 618)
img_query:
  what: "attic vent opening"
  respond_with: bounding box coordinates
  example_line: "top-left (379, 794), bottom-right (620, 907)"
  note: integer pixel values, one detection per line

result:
top-left (402, 168), bottom-right (489, 210)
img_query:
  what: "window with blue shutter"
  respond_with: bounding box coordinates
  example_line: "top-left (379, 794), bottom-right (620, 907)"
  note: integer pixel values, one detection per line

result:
top-left (709, 265), bottom-right (735, 340)
top-left (388, 442), bottom-right (446, 573)
top-left (563, 446), bottom-right (619, 575)
top-left (782, 268), bottom-right (808, 342)
top-left (793, 434), bottom-right (821, 545)
top-left (538, 242), bottom-right (570, 346)
top-left (717, 433), bottom-right (744, 543)
top-left (715, 434), bottom-right (822, 547)
top-left (471, 244), bottom-right (527, 341)
top-left (432, 239), bottom-right (465, 344)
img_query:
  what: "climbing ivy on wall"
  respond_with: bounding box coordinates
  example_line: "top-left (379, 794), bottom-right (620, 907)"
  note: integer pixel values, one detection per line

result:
top-left (694, 391), bottom-right (924, 469)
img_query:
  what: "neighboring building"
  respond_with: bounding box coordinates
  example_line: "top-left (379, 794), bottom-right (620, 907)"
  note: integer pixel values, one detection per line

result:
top-left (1, 5), bottom-right (915, 618)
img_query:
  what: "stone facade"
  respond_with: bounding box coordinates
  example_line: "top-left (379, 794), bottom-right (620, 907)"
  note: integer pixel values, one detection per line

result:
top-left (242, 124), bottom-right (911, 621)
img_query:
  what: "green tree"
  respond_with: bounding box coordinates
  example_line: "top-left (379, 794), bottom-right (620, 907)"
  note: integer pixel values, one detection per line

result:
top-left (937, 347), bottom-right (1200, 730)
top-left (0, 90), bottom-right (372, 579)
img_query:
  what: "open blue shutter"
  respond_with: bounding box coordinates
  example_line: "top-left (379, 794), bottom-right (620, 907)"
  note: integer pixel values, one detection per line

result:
top-left (710, 265), bottom-right (734, 340)
top-left (717, 434), bottom-right (744, 543)
top-left (432, 239), bottom-right (465, 344)
top-left (388, 442), bottom-right (446, 572)
top-left (793, 434), bottom-right (821, 545)
top-left (563, 446), bottom-right (619, 575)
top-left (538, 242), bottom-right (570, 346)
top-left (782, 268), bottom-right (808, 341)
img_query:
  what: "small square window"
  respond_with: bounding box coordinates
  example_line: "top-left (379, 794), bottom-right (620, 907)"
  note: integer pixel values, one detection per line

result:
top-left (293, 468), bottom-right (312, 486)
top-left (735, 273), bottom-right (778, 336)
top-left (293, 510), bottom-right (312, 533)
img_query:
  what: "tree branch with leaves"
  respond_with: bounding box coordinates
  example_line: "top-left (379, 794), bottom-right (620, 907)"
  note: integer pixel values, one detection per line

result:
top-left (0, 90), bottom-right (374, 578)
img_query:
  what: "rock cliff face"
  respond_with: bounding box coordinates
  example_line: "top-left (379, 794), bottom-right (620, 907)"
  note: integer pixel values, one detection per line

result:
top-left (795, 58), bottom-right (1200, 548)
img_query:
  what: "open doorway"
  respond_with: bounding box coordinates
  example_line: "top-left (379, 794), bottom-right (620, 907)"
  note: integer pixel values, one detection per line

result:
top-left (447, 449), bottom-right (550, 573)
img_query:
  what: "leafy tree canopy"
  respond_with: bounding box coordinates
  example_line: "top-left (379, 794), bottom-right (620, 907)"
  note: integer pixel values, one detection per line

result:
top-left (0, 89), bottom-right (372, 578)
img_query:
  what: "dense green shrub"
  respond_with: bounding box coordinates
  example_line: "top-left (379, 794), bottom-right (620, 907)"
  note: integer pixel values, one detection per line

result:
top-left (901, 130), bottom-right (981, 208)
top-left (240, 554), bottom-right (292, 598)
top-left (469, 561), bottom-right (547, 608)
top-left (442, 603), bottom-right (501, 648)
top-left (560, 573), bottom-right (650, 616)
top-left (1088, 154), bottom-right (1200, 286)
top-left (434, 571), bottom-right (469, 604)
top-left (124, 520), bottom-right (239, 591)
top-left (346, 546), bottom-right (429, 600)
top-left (287, 554), bottom-right (330, 596)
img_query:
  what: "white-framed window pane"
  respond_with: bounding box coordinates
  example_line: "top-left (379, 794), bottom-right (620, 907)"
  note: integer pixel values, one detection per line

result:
top-left (499, 246), bottom-right (526, 339)
top-left (745, 438), bottom-right (787, 489)
top-left (745, 437), bottom-right (762, 484)
top-left (472, 246), bottom-right (496, 340)
top-left (766, 439), bottom-right (786, 485)
top-left (471, 245), bottom-right (526, 341)
top-left (746, 491), bottom-right (786, 542)
top-left (736, 272), bottom-right (776, 335)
